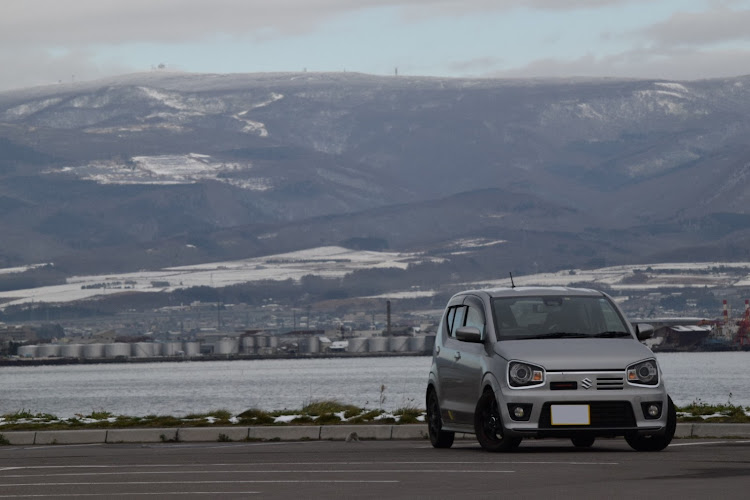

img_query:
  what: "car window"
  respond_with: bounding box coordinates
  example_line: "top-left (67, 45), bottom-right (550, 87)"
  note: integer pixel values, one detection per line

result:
top-left (464, 302), bottom-right (486, 340)
top-left (491, 295), bottom-right (629, 340)
top-left (450, 306), bottom-right (467, 338)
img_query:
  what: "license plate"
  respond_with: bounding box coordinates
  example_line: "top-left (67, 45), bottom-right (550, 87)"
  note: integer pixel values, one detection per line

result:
top-left (551, 405), bottom-right (590, 425)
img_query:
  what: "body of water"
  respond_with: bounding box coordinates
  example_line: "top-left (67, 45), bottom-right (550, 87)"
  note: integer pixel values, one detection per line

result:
top-left (0, 352), bottom-right (747, 419)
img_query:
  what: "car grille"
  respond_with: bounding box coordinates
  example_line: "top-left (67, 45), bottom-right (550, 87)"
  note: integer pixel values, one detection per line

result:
top-left (539, 401), bottom-right (636, 428)
top-left (595, 376), bottom-right (624, 390)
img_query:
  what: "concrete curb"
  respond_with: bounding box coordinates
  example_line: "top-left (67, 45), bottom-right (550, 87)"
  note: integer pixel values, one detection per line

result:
top-left (1, 423), bottom-right (748, 446)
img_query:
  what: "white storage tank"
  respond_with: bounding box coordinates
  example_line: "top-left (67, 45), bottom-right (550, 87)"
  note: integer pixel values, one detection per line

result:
top-left (267, 335), bottom-right (279, 348)
top-left (17, 345), bottom-right (37, 358)
top-left (241, 336), bottom-right (256, 354)
top-left (37, 344), bottom-right (61, 358)
top-left (408, 336), bottom-right (427, 353)
top-left (131, 342), bottom-right (156, 358)
top-left (104, 343), bottom-right (130, 358)
top-left (388, 336), bottom-right (409, 353)
top-left (83, 343), bottom-right (105, 359)
top-left (161, 342), bottom-right (183, 356)
top-left (304, 336), bottom-right (320, 354)
top-left (367, 337), bottom-right (388, 353)
top-left (183, 342), bottom-right (201, 357)
top-left (424, 334), bottom-right (436, 351)
top-left (255, 336), bottom-right (269, 348)
top-left (346, 337), bottom-right (368, 353)
top-left (215, 338), bottom-right (239, 355)
top-left (60, 344), bottom-right (83, 358)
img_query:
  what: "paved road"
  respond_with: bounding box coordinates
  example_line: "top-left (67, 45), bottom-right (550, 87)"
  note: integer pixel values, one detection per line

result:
top-left (1, 438), bottom-right (749, 499)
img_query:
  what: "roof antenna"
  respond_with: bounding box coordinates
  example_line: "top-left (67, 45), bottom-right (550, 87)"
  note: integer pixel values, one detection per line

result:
top-left (509, 272), bottom-right (516, 288)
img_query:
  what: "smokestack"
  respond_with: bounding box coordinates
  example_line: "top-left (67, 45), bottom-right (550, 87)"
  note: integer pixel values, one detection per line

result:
top-left (386, 300), bottom-right (391, 336)
top-left (723, 300), bottom-right (728, 323)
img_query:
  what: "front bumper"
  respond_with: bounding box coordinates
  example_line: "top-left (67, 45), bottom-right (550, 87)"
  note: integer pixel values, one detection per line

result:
top-left (497, 373), bottom-right (670, 439)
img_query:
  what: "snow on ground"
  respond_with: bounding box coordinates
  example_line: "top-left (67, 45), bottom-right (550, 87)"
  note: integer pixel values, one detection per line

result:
top-left (0, 263), bottom-right (51, 275)
top-left (52, 154), bottom-right (272, 190)
top-left (3, 256), bottom-right (750, 309)
top-left (0, 246), bottom-right (438, 308)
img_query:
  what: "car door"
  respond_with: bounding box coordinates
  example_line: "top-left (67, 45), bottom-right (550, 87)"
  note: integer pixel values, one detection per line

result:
top-left (437, 295), bottom-right (488, 426)
top-left (434, 298), bottom-right (466, 425)
top-left (451, 295), bottom-right (489, 424)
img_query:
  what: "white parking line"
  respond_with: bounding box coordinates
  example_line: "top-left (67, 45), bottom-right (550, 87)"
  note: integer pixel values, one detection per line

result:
top-left (2, 469), bottom-right (515, 478)
top-left (1, 480), bottom-right (400, 487)
top-left (0, 493), bottom-right (261, 498)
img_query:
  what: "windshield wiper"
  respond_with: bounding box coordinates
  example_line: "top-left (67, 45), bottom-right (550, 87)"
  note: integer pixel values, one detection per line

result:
top-left (532, 332), bottom-right (589, 339)
top-left (591, 331), bottom-right (631, 338)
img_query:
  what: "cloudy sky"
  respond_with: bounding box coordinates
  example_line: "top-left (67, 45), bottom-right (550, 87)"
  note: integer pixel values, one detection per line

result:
top-left (2, 0), bottom-right (750, 91)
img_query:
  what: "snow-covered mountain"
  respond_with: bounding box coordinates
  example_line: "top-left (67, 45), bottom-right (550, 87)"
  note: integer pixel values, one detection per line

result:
top-left (2, 71), bottom-right (750, 278)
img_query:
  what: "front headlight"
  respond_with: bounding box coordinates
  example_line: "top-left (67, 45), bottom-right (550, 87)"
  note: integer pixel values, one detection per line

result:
top-left (627, 359), bottom-right (659, 386)
top-left (508, 361), bottom-right (545, 388)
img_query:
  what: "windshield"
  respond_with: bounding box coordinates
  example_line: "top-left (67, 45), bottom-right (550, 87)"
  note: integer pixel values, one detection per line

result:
top-left (491, 295), bottom-right (631, 341)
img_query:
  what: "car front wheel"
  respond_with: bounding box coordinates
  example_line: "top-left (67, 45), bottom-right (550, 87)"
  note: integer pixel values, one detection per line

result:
top-left (625, 396), bottom-right (676, 452)
top-left (474, 390), bottom-right (521, 452)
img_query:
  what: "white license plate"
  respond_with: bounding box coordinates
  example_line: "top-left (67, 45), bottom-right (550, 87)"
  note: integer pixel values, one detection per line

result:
top-left (551, 405), bottom-right (590, 425)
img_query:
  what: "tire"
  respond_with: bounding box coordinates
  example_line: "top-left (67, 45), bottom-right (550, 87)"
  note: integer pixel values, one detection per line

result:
top-left (625, 395), bottom-right (676, 452)
top-left (571, 435), bottom-right (596, 448)
top-left (473, 390), bottom-right (521, 452)
top-left (427, 389), bottom-right (454, 448)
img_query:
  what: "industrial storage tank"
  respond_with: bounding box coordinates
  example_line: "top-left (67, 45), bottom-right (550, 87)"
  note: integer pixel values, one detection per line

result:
top-left (131, 342), bottom-right (156, 358)
top-left (241, 336), bottom-right (256, 354)
top-left (367, 337), bottom-right (388, 353)
top-left (37, 344), bottom-right (61, 358)
top-left (182, 342), bottom-right (201, 357)
top-left (161, 342), bottom-right (183, 356)
top-left (267, 336), bottom-right (279, 348)
top-left (17, 345), bottom-right (37, 358)
top-left (104, 343), bottom-right (130, 358)
top-left (83, 343), bottom-right (105, 359)
top-left (60, 344), bottom-right (83, 358)
top-left (408, 336), bottom-right (427, 353)
top-left (388, 336), bottom-right (409, 353)
top-left (303, 336), bottom-right (320, 354)
top-left (255, 336), bottom-right (269, 348)
top-left (424, 334), bottom-right (436, 351)
top-left (346, 337), bottom-right (368, 353)
top-left (214, 338), bottom-right (239, 355)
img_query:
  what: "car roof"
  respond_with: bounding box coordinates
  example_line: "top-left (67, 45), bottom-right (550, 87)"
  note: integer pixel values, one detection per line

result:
top-left (456, 286), bottom-right (604, 299)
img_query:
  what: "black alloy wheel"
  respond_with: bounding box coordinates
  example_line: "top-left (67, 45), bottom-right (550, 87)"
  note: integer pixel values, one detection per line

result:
top-left (625, 395), bottom-right (677, 452)
top-left (474, 390), bottom-right (522, 452)
top-left (427, 389), bottom-right (454, 448)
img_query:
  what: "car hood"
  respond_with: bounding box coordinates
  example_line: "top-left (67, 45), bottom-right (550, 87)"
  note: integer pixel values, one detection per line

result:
top-left (494, 338), bottom-right (654, 371)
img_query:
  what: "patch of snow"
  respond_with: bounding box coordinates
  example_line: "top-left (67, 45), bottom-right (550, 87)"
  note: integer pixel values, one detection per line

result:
top-left (274, 415), bottom-right (301, 423)
top-left (0, 246), bottom-right (442, 308)
top-left (2, 98), bottom-right (62, 119)
top-left (48, 154), bottom-right (261, 189)
top-left (0, 263), bottom-right (52, 275)
top-left (137, 86), bottom-right (191, 110)
top-left (654, 82), bottom-right (689, 93)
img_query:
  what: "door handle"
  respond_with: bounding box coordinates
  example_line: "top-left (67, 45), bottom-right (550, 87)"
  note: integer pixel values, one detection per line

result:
top-left (454, 352), bottom-right (461, 361)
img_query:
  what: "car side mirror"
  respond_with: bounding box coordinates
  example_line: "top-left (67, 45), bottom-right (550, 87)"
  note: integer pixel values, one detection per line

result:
top-left (455, 326), bottom-right (483, 343)
top-left (634, 323), bottom-right (654, 341)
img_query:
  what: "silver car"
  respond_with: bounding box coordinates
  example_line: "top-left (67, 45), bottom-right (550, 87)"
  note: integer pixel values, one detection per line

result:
top-left (426, 286), bottom-right (676, 452)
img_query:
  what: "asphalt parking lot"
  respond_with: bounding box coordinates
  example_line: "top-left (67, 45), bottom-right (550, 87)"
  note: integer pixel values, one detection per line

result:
top-left (1, 438), bottom-right (749, 499)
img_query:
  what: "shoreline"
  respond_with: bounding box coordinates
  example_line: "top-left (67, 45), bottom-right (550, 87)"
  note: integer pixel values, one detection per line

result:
top-left (0, 351), bottom-right (430, 367)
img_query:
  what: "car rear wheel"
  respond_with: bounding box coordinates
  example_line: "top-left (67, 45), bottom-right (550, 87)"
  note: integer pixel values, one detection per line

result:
top-left (474, 390), bottom-right (521, 452)
top-left (625, 395), bottom-right (676, 452)
top-left (427, 389), bottom-right (454, 448)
